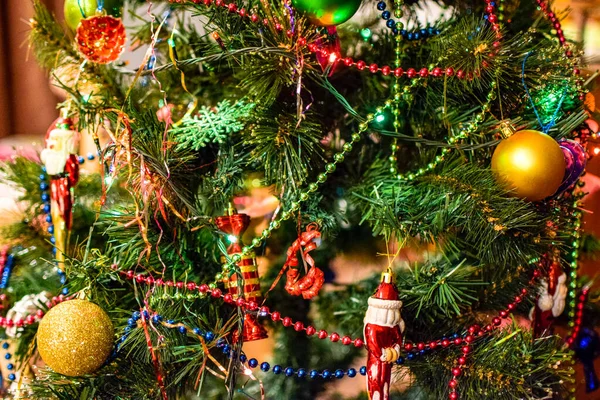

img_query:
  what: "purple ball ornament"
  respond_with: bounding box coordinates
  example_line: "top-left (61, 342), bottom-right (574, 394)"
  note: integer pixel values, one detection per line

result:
top-left (554, 139), bottom-right (587, 196)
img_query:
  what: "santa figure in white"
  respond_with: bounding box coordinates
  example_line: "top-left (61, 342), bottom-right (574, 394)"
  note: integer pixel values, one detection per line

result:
top-left (364, 269), bottom-right (405, 400)
top-left (40, 116), bottom-right (80, 270)
top-left (531, 258), bottom-right (568, 337)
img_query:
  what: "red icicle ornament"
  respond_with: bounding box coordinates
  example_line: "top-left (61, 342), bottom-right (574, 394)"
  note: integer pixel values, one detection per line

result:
top-left (364, 269), bottom-right (405, 400)
top-left (76, 15), bottom-right (126, 64)
top-left (531, 258), bottom-right (567, 337)
top-left (40, 115), bottom-right (80, 271)
top-left (215, 205), bottom-right (268, 342)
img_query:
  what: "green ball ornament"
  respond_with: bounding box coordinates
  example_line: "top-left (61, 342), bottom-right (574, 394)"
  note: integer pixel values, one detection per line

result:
top-left (64, 0), bottom-right (123, 30)
top-left (292, 0), bottom-right (362, 26)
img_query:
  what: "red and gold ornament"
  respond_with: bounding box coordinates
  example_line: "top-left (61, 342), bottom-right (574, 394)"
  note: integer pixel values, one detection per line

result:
top-left (364, 269), bottom-right (405, 400)
top-left (76, 14), bottom-right (126, 64)
top-left (40, 116), bottom-right (80, 271)
top-left (215, 206), bottom-right (268, 342)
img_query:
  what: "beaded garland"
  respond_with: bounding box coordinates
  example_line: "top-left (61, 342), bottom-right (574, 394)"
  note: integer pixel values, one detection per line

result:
top-left (2, 341), bottom-right (15, 383)
top-left (114, 263), bottom-right (541, 355)
top-left (375, 0), bottom-right (441, 38)
top-left (120, 310), bottom-right (445, 381)
top-left (0, 249), bottom-right (14, 290)
top-left (168, 0), bottom-right (501, 79)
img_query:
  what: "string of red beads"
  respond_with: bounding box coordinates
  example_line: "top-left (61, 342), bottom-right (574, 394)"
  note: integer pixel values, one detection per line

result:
top-left (168, 0), bottom-right (500, 79)
top-left (484, 0), bottom-right (502, 40)
top-left (565, 286), bottom-right (589, 347)
top-left (446, 271), bottom-right (538, 399)
top-left (0, 248), bottom-right (9, 312)
top-left (113, 265), bottom-right (539, 357)
top-left (0, 294), bottom-right (68, 329)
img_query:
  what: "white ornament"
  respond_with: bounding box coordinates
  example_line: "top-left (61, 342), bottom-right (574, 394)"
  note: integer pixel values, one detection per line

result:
top-left (5, 292), bottom-right (52, 338)
top-left (40, 128), bottom-right (79, 175)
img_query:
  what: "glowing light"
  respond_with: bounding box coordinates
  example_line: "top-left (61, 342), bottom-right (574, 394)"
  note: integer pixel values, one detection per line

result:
top-left (227, 235), bottom-right (238, 243)
top-left (329, 52), bottom-right (338, 63)
top-left (360, 28), bottom-right (372, 40)
top-left (593, 147), bottom-right (600, 155)
top-left (375, 113), bottom-right (386, 123)
top-left (251, 178), bottom-right (261, 187)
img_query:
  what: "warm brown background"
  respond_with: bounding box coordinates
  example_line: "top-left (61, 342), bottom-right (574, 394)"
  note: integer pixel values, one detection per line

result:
top-left (0, 0), bottom-right (63, 139)
top-left (1, 0), bottom-right (600, 399)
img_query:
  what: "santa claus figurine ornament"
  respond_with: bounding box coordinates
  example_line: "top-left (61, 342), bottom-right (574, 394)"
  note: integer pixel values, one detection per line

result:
top-left (40, 115), bottom-right (80, 271)
top-left (364, 268), bottom-right (405, 400)
top-left (531, 257), bottom-right (567, 337)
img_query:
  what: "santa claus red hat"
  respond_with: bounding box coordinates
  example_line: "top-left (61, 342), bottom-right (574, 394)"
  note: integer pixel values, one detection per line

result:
top-left (45, 116), bottom-right (76, 142)
top-left (365, 270), bottom-right (404, 327)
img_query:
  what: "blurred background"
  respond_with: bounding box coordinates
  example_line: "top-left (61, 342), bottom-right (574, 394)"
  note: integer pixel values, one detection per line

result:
top-left (1, 0), bottom-right (600, 398)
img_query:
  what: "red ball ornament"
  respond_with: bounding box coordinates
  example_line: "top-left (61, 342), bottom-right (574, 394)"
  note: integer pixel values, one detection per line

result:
top-left (76, 15), bottom-right (126, 64)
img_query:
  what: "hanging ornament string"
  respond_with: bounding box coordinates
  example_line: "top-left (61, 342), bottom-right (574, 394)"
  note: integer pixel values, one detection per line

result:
top-left (77, 0), bottom-right (87, 17)
top-left (521, 52), bottom-right (569, 134)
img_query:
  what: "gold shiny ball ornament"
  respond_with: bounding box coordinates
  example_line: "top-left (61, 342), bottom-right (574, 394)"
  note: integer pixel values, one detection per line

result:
top-left (37, 299), bottom-right (114, 376)
top-left (491, 130), bottom-right (565, 201)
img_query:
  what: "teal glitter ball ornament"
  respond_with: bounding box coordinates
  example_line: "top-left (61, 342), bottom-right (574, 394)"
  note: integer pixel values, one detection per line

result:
top-left (292, 0), bottom-right (362, 26)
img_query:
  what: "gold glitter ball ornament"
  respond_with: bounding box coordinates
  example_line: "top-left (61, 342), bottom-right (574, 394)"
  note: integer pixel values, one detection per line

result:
top-left (37, 299), bottom-right (114, 376)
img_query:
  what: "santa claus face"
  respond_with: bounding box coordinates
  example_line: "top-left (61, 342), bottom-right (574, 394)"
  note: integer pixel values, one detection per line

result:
top-left (46, 128), bottom-right (79, 154)
top-left (41, 128), bottom-right (79, 175)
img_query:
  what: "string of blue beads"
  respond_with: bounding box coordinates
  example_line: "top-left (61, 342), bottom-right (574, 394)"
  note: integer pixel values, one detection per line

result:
top-left (39, 169), bottom-right (68, 295)
top-left (376, 0), bottom-right (441, 38)
top-left (0, 253), bottom-right (14, 290)
top-left (218, 338), bottom-right (367, 380)
top-left (2, 342), bottom-right (15, 382)
top-left (118, 310), bottom-right (449, 381)
top-left (39, 153), bottom-right (98, 294)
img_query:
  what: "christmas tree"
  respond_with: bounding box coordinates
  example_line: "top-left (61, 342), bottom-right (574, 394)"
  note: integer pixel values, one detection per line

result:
top-left (0, 0), bottom-right (599, 398)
